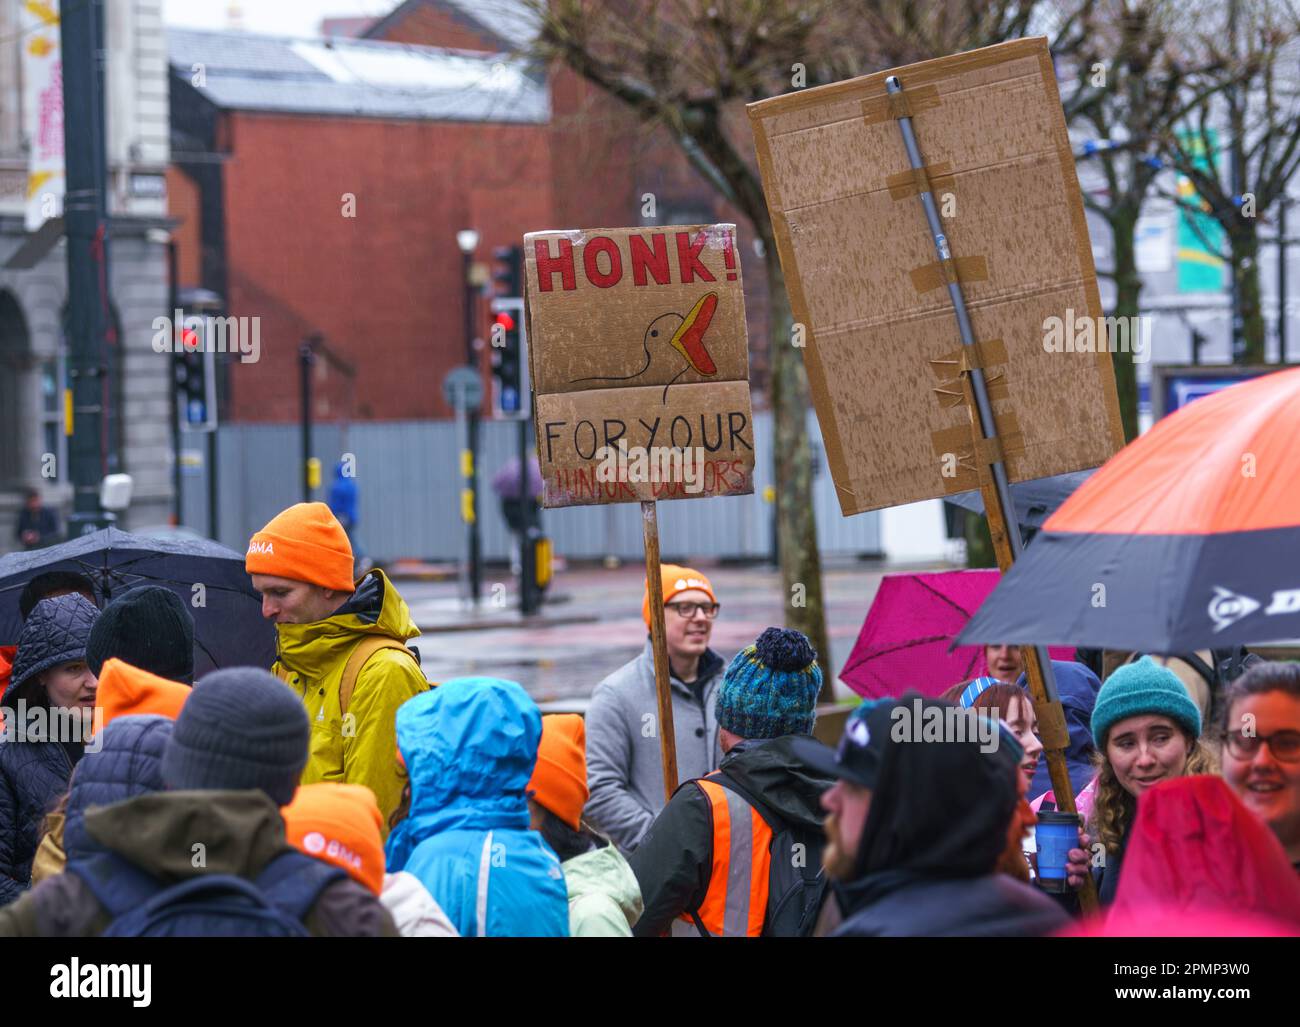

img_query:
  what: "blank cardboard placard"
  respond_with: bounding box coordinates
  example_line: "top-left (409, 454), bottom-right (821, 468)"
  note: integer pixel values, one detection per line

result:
top-left (748, 37), bottom-right (1125, 517)
top-left (524, 224), bottom-right (755, 507)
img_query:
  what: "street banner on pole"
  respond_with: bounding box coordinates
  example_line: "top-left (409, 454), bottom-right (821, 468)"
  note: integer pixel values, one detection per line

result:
top-left (22, 0), bottom-right (64, 233)
top-left (1175, 129), bottom-right (1227, 293)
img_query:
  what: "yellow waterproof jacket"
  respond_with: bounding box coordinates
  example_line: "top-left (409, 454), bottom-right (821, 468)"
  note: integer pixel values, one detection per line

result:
top-left (272, 570), bottom-right (427, 836)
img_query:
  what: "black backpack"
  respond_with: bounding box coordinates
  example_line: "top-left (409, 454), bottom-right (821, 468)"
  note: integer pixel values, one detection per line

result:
top-left (693, 773), bottom-right (828, 938)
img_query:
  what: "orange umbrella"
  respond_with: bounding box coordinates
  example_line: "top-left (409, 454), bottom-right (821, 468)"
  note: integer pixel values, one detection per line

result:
top-left (960, 366), bottom-right (1300, 651)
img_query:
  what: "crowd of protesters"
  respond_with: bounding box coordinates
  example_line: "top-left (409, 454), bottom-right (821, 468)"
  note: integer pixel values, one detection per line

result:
top-left (0, 500), bottom-right (1297, 937)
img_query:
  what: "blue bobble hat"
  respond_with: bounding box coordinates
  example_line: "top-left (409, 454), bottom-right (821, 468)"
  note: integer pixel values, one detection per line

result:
top-left (1091, 656), bottom-right (1202, 749)
top-left (716, 627), bottom-right (822, 740)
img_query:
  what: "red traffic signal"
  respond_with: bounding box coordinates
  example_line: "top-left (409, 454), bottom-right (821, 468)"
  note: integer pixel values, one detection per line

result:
top-left (494, 311), bottom-right (516, 331)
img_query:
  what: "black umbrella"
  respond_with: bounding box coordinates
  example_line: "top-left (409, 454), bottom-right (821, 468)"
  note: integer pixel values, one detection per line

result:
top-left (0, 527), bottom-right (274, 677)
top-left (945, 469), bottom-right (1096, 529)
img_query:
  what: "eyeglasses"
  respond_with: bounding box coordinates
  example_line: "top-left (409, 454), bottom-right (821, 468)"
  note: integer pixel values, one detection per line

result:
top-left (1223, 729), bottom-right (1300, 763)
top-left (665, 601), bottom-right (720, 620)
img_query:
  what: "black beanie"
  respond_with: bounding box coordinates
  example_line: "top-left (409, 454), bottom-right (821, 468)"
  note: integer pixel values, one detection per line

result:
top-left (86, 585), bottom-right (195, 684)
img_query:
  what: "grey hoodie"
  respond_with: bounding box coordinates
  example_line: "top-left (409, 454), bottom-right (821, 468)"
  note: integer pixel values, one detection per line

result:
top-left (584, 641), bottom-right (724, 852)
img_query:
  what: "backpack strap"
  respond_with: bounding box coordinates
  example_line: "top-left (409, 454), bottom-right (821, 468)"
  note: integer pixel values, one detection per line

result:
top-left (255, 850), bottom-right (349, 923)
top-left (68, 851), bottom-right (166, 921)
top-left (339, 636), bottom-right (422, 717)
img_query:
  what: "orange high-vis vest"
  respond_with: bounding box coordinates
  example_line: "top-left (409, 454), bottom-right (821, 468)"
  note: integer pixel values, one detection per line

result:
top-left (688, 776), bottom-right (773, 936)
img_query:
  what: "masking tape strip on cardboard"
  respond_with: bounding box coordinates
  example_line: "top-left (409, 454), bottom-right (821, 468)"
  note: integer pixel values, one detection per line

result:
top-left (860, 85), bottom-right (942, 125)
top-left (930, 414), bottom-right (1026, 492)
top-left (886, 162), bottom-right (956, 201)
top-left (909, 255), bottom-right (988, 294)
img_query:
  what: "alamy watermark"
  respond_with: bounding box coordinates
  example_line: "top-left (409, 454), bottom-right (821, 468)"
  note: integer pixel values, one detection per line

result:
top-left (50, 959), bottom-right (150, 1006)
top-left (1043, 309), bottom-right (1150, 363)
top-left (594, 439), bottom-right (708, 494)
top-left (151, 310), bottom-right (261, 363)
top-left (2, 700), bottom-right (102, 752)
top-left (890, 697), bottom-right (1000, 753)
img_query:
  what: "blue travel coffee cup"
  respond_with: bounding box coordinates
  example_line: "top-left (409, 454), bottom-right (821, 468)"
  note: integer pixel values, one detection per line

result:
top-left (1035, 810), bottom-right (1081, 893)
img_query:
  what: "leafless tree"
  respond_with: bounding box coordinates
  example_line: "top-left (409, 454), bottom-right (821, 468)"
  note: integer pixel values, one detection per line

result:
top-left (525, 0), bottom-right (1098, 645)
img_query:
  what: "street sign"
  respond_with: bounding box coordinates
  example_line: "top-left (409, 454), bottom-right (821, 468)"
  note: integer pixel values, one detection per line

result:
top-left (443, 365), bottom-right (484, 412)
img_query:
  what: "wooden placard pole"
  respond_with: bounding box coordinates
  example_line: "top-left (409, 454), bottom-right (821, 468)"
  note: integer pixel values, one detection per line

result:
top-left (887, 74), bottom-right (1098, 913)
top-left (976, 474), bottom-right (1099, 913)
top-left (641, 500), bottom-right (679, 804)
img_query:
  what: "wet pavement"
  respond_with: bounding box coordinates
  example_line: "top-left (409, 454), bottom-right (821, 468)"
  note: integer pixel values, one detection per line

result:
top-left (396, 558), bottom-right (952, 706)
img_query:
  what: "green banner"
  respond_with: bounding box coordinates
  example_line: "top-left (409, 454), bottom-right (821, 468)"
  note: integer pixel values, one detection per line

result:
top-left (1176, 129), bottom-right (1226, 292)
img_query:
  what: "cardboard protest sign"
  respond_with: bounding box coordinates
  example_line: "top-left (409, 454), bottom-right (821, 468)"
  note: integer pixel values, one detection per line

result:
top-left (524, 224), bottom-right (755, 507)
top-left (748, 37), bottom-right (1126, 517)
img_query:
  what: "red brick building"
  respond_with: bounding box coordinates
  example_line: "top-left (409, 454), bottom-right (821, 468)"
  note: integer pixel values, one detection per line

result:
top-left (167, 0), bottom-right (767, 424)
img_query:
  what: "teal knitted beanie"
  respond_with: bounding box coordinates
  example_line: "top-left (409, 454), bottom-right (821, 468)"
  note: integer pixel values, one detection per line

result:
top-left (717, 628), bottom-right (822, 739)
top-left (1091, 656), bottom-right (1202, 749)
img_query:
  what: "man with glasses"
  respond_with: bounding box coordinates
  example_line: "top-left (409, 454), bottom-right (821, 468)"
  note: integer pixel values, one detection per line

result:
top-left (585, 565), bottom-right (727, 852)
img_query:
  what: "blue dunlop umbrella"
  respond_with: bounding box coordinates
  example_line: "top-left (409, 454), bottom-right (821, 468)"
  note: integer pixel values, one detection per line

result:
top-left (0, 527), bottom-right (275, 677)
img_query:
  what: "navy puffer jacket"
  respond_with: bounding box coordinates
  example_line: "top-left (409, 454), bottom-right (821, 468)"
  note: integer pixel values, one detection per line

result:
top-left (0, 594), bottom-right (99, 905)
top-left (63, 715), bottom-right (172, 861)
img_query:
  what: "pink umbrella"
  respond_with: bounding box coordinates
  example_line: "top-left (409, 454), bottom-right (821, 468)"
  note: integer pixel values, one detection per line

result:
top-left (841, 570), bottom-right (1074, 699)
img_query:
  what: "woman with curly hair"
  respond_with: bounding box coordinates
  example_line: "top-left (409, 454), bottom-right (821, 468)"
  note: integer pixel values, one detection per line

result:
top-left (1063, 657), bottom-right (1217, 904)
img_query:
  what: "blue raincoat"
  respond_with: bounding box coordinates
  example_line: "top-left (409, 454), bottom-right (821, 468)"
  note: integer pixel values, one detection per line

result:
top-left (385, 677), bottom-right (569, 937)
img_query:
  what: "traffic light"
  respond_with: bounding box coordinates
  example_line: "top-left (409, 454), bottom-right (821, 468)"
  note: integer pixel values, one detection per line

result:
top-left (493, 245), bottom-right (523, 299)
top-left (491, 306), bottom-right (523, 416)
top-left (174, 315), bottom-right (217, 431)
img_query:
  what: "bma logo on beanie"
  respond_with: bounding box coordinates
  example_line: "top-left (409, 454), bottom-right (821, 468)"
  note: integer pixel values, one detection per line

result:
top-left (245, 502), bottom-right (354, 593)
top-left (302, 831), bottom-right (326, 855)
top-left (302, 830), bottom-right (363, 873)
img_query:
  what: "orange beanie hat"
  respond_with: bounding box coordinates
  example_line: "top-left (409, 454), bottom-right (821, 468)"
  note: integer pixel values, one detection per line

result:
top-left (527, 714), bottom-right (589, 830)
top-left (641, 564), bottom-right (716, 629)
top-left (282, 782), bottom-right (385, 896)
top-left (96, 657), bottom-right (190, 729)
top-left (245, 502), bottom-right (355, 593)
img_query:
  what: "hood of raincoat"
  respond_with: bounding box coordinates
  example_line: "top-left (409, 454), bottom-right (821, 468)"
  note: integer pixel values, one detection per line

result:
top-left (63, 715), bottom-right (173, 861)
top-left (1106, 775), bottom-right (1300, 928)
top-left (840, 694), bottom-right (1021, 915)
top-left (81, 788), bottom-right (292, 881)
top-left (387, 677), bottom-right (540, 862)
top-left (563, 842), bottom-right (643, 929)
top-left (273, 569), bottom-right (419, 678)
top-left (7, 594), bottom-right (99, 702)
top-left (719, 735), bottom-right (835, 833)
top-left (1018, 660), bottom-right (1100, 800)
